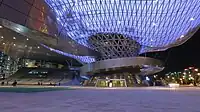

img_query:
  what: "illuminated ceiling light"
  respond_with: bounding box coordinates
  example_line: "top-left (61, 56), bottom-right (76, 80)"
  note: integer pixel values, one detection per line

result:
top-left (16, 28), bottom-right (21, 31)
top-left (154, 0), bottom-right (159, 2)
top-left (37, 46), bottom-right (40, 49)
top-left (26, 38), bottom-right (29, 40)
top-left (180, 35), bottom-right (184, 39)
top-left (190, 17), bottom-right (195, 21)
top-left (13, 44), bottom-right (16, 46)
top-left (117, 21), bottom-right (121, 25)
top-left (13, 37), bottom-right (16, 40)
top-left (152, 23), bottom-right (157, 26)
top-left (1, 36), bottom-right (3, 39)
top-left (2, 43), bottom-right (5, 45)
top-left (0, 25), bottom-right (2, 28)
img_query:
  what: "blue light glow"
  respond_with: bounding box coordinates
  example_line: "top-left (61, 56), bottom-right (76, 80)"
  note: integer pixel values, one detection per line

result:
top-left (41, 44), bottom-right (96, 63)
top-left (45, 0), bottom-right (200, 53)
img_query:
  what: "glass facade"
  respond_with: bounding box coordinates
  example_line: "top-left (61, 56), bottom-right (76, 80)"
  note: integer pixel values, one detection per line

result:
top-left (17, 59), bottom-right (67, 69)
top-left (0, 52), bottom-right (18, 78)
top-left (84, 73), bottom-right (141, 87)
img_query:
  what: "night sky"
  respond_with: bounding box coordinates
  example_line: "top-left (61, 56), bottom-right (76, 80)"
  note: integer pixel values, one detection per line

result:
top-left (145, 30), bottom-right (200, 73)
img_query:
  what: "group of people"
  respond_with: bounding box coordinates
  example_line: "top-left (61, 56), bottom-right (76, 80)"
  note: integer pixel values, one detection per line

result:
top-left (37, 82), bottom-right (61, 86)
top-left (37, 82), bottom-right (43, 85)
top-left (49, 82), bottom-right (61, 86)
top-left (0, 80), bottom-right (61, 86)
top-left (1, 80), bottom-right (17, 86)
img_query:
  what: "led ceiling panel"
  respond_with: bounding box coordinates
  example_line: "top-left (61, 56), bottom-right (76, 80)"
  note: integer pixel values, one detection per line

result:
top-left (41, 44), bottom-right (96, 63)
top-left (45, 0), bottom-right (200, 54)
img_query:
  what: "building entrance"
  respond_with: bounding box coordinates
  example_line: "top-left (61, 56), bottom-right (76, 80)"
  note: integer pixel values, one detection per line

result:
top-left (95, 79), bottom-right (127, 87)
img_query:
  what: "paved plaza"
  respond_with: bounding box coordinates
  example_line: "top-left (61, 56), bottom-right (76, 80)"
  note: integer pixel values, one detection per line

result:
top-left (0, 87), bottom-right (200, 112)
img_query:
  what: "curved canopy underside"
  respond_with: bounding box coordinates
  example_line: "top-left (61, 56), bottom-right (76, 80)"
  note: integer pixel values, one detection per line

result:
top-left (0, 0), bottom-right (199, 64)
top-left (45, 0), bottom-right (200, 53)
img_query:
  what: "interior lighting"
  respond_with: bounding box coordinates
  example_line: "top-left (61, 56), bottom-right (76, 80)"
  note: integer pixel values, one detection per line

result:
top-left (189, 67), bottom-right (193, 69)
top-left (167, 76), bottom-right (170, 78)
top-left (168, 83), bottom-right (180, 88)
top-left (0, 25), bottom-right (2, 28)
top-left (13, 37), bottom-right (16, 40)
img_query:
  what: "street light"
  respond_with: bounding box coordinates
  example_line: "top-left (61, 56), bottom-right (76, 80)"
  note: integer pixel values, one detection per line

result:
top-left (189, 67), bottom-right (193, 69)
top-left (184, 69), bottom-right (188, 71)
top-left (195, 69), bottom-right (198, 72)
